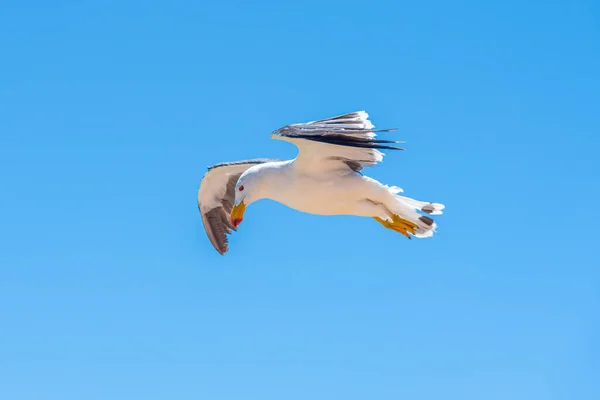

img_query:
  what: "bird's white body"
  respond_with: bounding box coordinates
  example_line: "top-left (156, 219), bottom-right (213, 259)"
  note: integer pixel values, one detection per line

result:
top-left (245, 160), bottom-right (396, 218)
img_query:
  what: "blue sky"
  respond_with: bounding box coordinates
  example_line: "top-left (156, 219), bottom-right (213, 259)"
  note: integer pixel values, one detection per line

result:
top-left (1, 1), bottom-right (599, 399)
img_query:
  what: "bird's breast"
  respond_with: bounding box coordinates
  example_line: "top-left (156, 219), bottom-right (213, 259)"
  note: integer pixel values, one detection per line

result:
top-left (265, 173), bottom-right (360, 215)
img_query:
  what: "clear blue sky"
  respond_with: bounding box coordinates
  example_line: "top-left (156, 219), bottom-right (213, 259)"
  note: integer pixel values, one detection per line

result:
top-left (1, 1), bottom-right (599, 399)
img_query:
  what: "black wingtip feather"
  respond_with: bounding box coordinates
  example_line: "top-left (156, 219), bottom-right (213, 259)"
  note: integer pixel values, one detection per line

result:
top-left (289, 134), bottom-right (404, 151)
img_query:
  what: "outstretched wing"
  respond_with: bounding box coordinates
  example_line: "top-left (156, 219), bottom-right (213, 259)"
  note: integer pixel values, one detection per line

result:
top-left (271, 111), bottom-right (402, 172)
top-left (198, 159), bottom-right (278, 255)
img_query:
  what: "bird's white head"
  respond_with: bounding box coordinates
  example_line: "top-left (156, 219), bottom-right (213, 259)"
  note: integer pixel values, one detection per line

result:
top-left (229, 167), bottom-right (267, 229)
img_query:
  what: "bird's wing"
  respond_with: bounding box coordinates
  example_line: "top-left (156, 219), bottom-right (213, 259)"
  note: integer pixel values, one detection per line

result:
top-left (198, 158), bottom-right (278, 255)
top-left (270, 111), bottom-right (402, 173)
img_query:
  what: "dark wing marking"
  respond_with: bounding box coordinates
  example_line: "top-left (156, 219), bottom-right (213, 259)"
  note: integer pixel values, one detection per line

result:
top-left (329, 157), bottom-right (368, 173)
top-left (200, 207), bottom-right (235, 255)
top-left (207, 158), bottom-right (278, 172)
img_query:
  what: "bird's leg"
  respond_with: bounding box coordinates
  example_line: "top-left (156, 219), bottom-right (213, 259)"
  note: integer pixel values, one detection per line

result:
top-left (373, 214), bottom-right (418, 239)
top-left (391, 214), bottom-right (418, 238)
top-left (363, 199), bottom-right (417, 239)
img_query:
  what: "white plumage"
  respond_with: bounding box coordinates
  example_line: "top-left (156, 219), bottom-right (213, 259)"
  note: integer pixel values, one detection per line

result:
top-left (198, 111), bottom-right (445, 255)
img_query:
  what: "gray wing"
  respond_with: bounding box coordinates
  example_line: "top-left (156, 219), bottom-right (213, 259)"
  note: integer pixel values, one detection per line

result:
top-left (271, 111), bottom-right (402, 172)
top-left (198, 158), bottom-right (278, 255)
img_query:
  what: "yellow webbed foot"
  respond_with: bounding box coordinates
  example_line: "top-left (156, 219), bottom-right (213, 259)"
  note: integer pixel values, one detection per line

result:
top-left (373, 215), bottom-right (418, 239)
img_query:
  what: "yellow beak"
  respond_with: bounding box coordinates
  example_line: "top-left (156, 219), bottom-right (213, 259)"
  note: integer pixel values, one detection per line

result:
top-left (230, 200), bottom-right (246, 229)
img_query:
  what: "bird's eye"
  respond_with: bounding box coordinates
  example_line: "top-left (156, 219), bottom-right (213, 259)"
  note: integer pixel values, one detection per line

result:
top-left (239, 185), bottom-right (244, 192)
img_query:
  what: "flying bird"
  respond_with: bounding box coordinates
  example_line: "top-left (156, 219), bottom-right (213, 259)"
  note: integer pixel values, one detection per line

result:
top-left (198, 111), bottom-right (445, 255)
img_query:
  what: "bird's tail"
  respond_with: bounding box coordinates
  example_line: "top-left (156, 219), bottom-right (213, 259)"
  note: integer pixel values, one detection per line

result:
top-left (386, 191), bottom-right (445, 238)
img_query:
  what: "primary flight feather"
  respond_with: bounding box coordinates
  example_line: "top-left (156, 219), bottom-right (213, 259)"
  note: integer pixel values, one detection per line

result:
top-left (197, 111), bottom-right (445, 255)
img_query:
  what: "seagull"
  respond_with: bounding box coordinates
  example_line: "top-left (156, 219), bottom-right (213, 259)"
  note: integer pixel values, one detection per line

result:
top-left (198, 111), bottom-right (445, 255)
